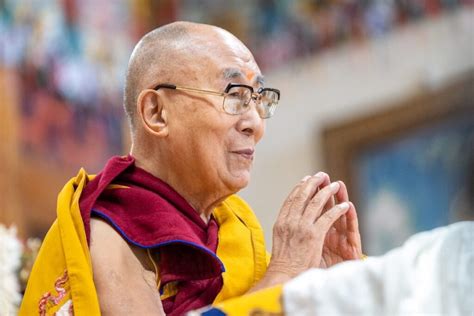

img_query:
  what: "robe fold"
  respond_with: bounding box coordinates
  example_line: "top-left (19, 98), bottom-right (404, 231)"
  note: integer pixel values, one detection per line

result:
top-left (20, 155), bottom-right (268, 315)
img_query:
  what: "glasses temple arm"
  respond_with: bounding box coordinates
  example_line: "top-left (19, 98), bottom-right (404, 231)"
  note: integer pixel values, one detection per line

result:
top-left (175, 86), bottom-right (225, 96)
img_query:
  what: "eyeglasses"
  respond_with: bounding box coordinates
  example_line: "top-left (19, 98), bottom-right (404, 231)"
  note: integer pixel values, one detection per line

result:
top-left (153, 83), bottom-right (280, 119)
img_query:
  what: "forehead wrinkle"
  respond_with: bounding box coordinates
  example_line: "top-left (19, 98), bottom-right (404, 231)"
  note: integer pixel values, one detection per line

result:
top-left (222, 67), bottom-right (265, 86)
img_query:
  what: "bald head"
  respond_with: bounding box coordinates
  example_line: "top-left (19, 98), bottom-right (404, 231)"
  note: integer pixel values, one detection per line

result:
top-left (126, 22), bottom-right (267, 208)
top-left (123, 21), bottom-right (257, 133)
top-left (124, 22), bottom-right (190, 130)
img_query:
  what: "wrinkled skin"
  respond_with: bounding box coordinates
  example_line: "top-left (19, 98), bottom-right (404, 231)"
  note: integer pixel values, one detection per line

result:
top-left (250, 173), bottom-right (362, 292)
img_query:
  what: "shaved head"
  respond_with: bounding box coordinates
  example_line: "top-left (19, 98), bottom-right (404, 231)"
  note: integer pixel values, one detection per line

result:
top-left (124, 22), bottom-right (191, 130)
top-left (126, 21), bottom-right (267, 213)
top-left (123, 21), bottom-right (257, 134)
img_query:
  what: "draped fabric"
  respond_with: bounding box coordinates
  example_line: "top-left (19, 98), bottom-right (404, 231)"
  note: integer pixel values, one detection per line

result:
top-left (79, 155), bottom-right (224, 315)
top-left (20, 155), bottom-right (268, 315)
top-left (20, 169), bottom-right (100, 315)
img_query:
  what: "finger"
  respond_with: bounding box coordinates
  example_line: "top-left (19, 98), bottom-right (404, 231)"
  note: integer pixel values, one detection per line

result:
top-left (317, 173), bottom-right (334, 213)
top-left (288, 173), bottom-right (328, 217)
top-left (333, 181), bottom-right (349, 231)
top-left (334, 181), bottom-right (349, 204)
top-left (313, 172), bottom-right (332, 214)
top-left (315, 202), bottom-right (351, 232)
top-left (346, 202), bottom-right (359, 234)
top-left (303, 181), bottom-right (341, 222)
top-left (317, 172), bottom-right (331, 190)
top-left (346, 202), bottom-right (362, 255)
top-left (277, 175), bottom-right (311, 219)
top-left (334, 212), bottom-right (347, 233)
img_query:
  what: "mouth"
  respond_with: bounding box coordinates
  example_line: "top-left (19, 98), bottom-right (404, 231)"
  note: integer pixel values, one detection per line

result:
top-left (231, 148), bottom-right (255, 160)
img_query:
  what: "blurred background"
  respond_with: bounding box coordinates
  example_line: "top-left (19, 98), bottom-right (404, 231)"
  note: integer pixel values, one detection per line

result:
top-left (1, 0), bottom-right (473, 263)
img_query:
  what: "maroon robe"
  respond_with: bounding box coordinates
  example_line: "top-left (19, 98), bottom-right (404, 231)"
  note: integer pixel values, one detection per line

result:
top-left (79, 155), bottom-right (224, 315)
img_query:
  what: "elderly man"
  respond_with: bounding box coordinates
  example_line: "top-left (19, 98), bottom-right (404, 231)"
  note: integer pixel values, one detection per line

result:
top-left (20, 22), bottom-right (362, 315)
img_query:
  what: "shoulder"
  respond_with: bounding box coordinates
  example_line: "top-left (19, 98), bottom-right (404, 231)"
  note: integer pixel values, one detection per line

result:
top-left (89, 217), bottom-right (155, 272)
top-left (89, 218), bottom-right (162, 314)
top-left (90, 218), bottom-right (128, 256)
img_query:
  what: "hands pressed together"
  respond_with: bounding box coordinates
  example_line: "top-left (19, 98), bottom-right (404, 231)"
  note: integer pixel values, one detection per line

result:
top-left (250, 172), bottom-right (363, 292)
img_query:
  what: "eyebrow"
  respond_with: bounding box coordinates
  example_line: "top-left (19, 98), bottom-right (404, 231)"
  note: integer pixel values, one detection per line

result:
top-left (223, 68), bottom-right (265, 86)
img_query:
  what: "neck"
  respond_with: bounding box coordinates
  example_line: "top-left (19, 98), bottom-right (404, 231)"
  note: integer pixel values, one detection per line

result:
top-left (131, 147), bottom-right (227, 224)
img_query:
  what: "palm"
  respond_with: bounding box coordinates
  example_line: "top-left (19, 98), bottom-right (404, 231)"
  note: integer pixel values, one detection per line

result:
top-left (319, 208), bottom-right (362, 268)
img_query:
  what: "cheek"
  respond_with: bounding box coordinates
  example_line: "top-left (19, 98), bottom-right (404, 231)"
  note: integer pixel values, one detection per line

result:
top-left (175, 112), bottom-right (239, 163)
top-left (256, 121), bottom-right (266, 143)
top-left (194, 124), bottom-right (231, 162)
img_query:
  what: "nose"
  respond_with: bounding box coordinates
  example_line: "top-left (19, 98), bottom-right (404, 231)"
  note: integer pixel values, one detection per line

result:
top-left (236, 100), bottom-right (265, 141)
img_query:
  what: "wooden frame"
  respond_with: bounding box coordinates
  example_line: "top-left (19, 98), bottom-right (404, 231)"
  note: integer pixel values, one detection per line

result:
top-left (323, 73), bottom-right (473, 199)
top-left (322, 73), bottom-right (474, 252)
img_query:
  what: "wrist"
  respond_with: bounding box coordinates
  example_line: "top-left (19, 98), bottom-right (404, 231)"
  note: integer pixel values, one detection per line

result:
top-left (266, 261), bottom-right (300, 280)
top-left (247, 266), bottom-right (292, 294)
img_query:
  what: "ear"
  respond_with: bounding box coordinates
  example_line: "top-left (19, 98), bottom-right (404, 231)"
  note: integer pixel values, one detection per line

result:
top-left (136, 89), bottom-right (168, 137)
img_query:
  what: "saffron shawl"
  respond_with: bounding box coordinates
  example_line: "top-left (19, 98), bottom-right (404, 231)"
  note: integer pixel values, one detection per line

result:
top-left (20, 156), bottom-right (268, 315)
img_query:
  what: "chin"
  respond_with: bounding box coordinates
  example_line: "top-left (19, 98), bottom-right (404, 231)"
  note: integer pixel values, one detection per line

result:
top-left (226, 172), bottom-right (251, 193)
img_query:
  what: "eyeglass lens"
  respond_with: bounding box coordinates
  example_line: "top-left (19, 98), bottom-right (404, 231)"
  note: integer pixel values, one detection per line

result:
top-left (224, 86), bottom-right (278, 118)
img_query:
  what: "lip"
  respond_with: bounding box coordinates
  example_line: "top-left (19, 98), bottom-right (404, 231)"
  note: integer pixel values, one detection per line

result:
top-left (231, 148), bottom-right (255, 160)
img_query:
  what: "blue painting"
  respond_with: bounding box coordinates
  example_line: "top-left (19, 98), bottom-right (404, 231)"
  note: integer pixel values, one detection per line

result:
top-left (355, 113), bottom-right (474, 255)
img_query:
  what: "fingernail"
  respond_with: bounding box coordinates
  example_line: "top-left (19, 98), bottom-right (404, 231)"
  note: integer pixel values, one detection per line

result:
top-left (339, 202), bottom-right (350, 210)
top-left (302, 175), bottom-right (311, 181)
top-left (330, 182), bottom-right (340, 191)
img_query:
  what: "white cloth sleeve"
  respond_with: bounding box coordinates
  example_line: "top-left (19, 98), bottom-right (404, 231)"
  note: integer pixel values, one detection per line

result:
top-left (283, 221), bottom-right (474, 316)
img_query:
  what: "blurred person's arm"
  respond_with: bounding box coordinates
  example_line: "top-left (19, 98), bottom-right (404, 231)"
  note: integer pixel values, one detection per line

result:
top-left (90, 218), bottom-right (165, 315)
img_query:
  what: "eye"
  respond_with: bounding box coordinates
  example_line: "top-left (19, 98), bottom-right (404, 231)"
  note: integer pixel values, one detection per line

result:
top-left (229, 91), bottom-right (242, 98)
top-left (227, 87), bottom-right (251, 99)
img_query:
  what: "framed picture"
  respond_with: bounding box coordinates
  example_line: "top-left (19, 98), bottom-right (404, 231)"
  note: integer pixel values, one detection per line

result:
top-left (322, 73), bottom-right (474, 255)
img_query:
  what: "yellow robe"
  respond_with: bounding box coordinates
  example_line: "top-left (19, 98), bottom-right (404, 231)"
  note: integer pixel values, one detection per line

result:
top-left (20, 169), bottom-right (269, 315)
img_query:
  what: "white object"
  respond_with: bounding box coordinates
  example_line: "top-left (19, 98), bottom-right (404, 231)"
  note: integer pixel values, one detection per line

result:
top-left (284, 221), bottom-right (474, 316)
top-left (0, 224), bottom-right (23, 316)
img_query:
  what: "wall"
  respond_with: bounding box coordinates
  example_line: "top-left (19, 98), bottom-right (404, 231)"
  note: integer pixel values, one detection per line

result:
top-left (240, 9), bottom-right (474, 247)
